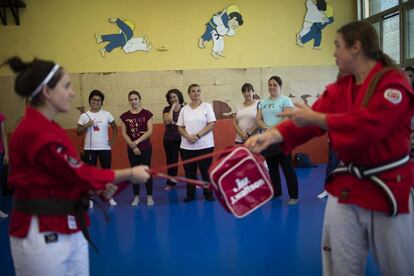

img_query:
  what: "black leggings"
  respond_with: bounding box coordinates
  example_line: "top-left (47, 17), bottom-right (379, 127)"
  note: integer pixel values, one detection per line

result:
top-left (163, 139), bottom-right (181, 186)
top-left (127, 146), bottom-right (153, 196)
top-left (180, 147), bottom-right (214, 198)
top-left (265, 153), bottom-right (298, 199)
top-left (83, 150), bottom-right (112, 169)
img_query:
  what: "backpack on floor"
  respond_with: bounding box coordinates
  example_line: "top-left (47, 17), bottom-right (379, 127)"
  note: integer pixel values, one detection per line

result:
top-left (209, 146), bottom-right (274, 218)
top-left (293, 152), bottom-right (317, 168)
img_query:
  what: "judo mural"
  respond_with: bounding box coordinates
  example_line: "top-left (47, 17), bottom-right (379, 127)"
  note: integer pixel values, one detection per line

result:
top-left (199, 5), bottom-right (244, 59)
top-left (296, 0), bottom-right (334, 50)
top-left (95, 18), bottom-right (151, 57)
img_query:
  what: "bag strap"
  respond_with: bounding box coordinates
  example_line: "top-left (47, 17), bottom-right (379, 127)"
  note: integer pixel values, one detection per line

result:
top-left (149, 147), bottom-right (238, 187)
top-left (80, 112), bottom-right (93, 151)
top-left (361, 67), bottom-right (395, 107)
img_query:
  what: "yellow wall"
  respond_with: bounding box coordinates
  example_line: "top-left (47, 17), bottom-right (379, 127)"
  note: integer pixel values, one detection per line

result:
top-left (0, 0), bottom-right (356, 75)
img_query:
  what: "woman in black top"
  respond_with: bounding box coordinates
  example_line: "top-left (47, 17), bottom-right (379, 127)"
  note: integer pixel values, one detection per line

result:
top-left (162, 89), bottom-right (184, 190)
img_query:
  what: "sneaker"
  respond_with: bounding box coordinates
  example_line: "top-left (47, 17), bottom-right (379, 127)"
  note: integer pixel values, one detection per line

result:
top-left (317, 191), bottom-right (328, 199)
top-left (131, 196), bottom-right (140, 206)
top-left (211, 51), bottom-right (220, 59)
top-left (109, 198), bottom-right (117, 206)
top-left (287, 199), bottom-right (300, 206)
top-left (89, 200), bottom-right (94, 209)
top-left (183, 196), bottom-right (195, 203)
top-left (147, 196), bottom-right (154, 206)
top-left (312, 46), bottom-right (321, 50)
top-left (0, 210), bottom-right (8, 218)
top-left (263, 161), bottom-right (269, 171)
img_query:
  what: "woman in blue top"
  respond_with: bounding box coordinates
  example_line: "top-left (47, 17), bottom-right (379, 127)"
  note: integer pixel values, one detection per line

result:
top-left (256, 76), bottom-right (299, 205)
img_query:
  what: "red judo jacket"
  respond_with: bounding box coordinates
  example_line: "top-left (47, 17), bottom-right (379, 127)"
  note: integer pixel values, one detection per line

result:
top-left (8, 107), bottom-right (115, 237)
top-left (278, 62), bottom-right (414, 214)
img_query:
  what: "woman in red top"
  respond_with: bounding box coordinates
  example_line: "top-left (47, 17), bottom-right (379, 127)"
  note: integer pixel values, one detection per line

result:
top-left (0, 112), bottom-right (9, 218)
top-left (120, 91), bottom-right (154, 206)
top-left (246, 21), bottom-right (414, 275)
top-left (4, 57), bottom-right (150, 276)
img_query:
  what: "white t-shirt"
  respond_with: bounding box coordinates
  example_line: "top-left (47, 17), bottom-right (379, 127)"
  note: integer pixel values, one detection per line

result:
top-left (77, 110), bottom-right (115, 150)
top-left (177, 102), bottom-right (216, 150)
top-left (234, 100), bottom-right (259, 143)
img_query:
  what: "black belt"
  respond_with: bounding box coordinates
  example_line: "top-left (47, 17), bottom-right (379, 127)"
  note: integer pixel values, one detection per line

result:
top-left (329, 155), bottom-right (410, 217)
top-left (13, 197), bottom-right (108, 253)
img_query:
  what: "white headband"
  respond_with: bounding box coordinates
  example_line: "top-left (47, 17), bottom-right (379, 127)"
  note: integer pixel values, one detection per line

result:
top-left (30, 64), bottom-right (60, 99)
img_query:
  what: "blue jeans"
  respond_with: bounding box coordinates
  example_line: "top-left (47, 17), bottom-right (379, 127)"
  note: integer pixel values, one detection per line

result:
top-left (301, 17), bottom-right (334, 47)
top-left (102, 19), bottom-right (133, 52)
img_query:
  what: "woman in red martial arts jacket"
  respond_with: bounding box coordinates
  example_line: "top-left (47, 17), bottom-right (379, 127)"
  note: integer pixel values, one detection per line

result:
top-left (246, 21), bottom-right (414, 276)
top-left (3, 56), bottom-right (150, 276)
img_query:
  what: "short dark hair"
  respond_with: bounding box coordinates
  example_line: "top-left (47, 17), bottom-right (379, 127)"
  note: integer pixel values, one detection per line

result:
top-left (241, 83), bottom-right (254, 92)
top-left (268, 76), bottom-right (282, 87)
top-left (187, 84), bottom-right (200, 93)
top-left (229, 12), bottom-right (243, 26)
top-left (165, 89), bottom-right (184, 105)
top-left (89, 89), bottom-right (105, 104)
top-left (3, 56), bottom-right (64, 106)
top-left (128, 90), bottom-right (141, 100)
top-left (404, 66), bottom-right (414, 74)
top-left (316, 0), bottom-right (327, 11)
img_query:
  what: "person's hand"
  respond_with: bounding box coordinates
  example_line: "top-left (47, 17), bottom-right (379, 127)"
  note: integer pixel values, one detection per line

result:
top-left (108, 18), bottom-right (117, 23)
top-left (130, 165), bottom-right (150, 184)
top-left (186, 135), bottom-right (198, 144)
top-left (133, 147), bottom-right (141, 155)
top-left (128, 141), bottom-right (136, 149)
top-left (100, 183), bottom-right (118, 200)
top-left (86, 119), bottom-right (95, 128)
top-left (244, 128), bottom-right (282, 154)
top-left (171, 102), bottom-right (178, 110)
top-left (134, 139), bottom-right (141, 146)
top-left (410, 131), bottom-right (414, 143)
top-left (240, 132), bottom-right (249, 141)
top-left (3, 154), bottom-right (9, 165)
top-left (278, 102), bottom-right (318, 127)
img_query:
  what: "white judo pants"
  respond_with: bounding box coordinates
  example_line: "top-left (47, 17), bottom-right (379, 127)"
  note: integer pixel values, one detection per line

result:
top-left (322, 190), bottom-right (414, 276)
top-left (10, 216), bottom-right (89, 276)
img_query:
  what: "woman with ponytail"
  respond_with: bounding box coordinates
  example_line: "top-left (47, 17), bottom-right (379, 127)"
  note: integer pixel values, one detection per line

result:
top-left (246, 21), bottom-right (414, 275)
top-left (3, 57), bottom-right (150, 276)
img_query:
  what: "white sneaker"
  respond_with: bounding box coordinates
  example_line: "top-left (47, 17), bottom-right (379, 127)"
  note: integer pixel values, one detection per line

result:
top-left (263, 161), bottom-right (269, 171)
top-left (317, 191), bottom-right (328, 199)
top-left (147, 196), bottom-right (154, 206)
top-left (89, 200), bottom-right (94, 209)
top-left (287, 199), bottom-right (300, 206)
top-left (109, 198), bottom-right (117, 206)
top-left (0, 210), bottom-right (8, 218)
top-left (131, 196), bottom-right (140, 206)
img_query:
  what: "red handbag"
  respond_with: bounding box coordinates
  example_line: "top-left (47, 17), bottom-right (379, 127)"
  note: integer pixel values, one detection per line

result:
top-left (209, 147), bottom-right (274, 218)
